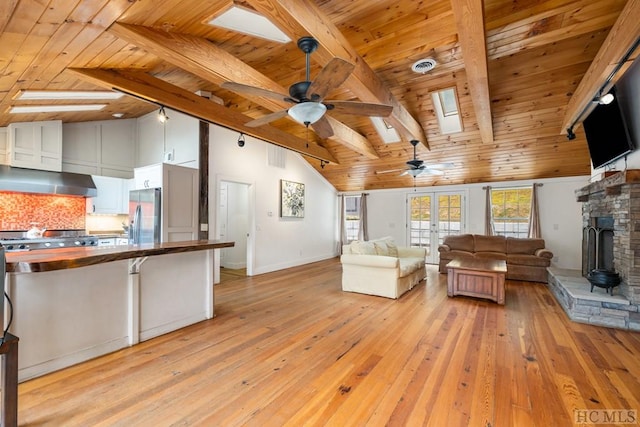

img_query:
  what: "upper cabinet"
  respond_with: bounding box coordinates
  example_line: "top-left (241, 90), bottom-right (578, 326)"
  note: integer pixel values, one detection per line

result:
top-left (137, 109), bottom-right (199, 169)
top-left (0, 127), bottom-right (7, 165)
top-left (87, 175), bottom-right (132, 215)
top-left (6, 121), bottom-right (62, 172)
top-left (62, 119), bottom-right (136, 178)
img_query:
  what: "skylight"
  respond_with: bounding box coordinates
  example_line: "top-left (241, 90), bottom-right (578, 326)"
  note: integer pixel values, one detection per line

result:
top-left (371, 117), bottom-right (401, 144)
top-left (207, 5), bottom-right (291, 43)
top-left (16, 90), bottom-right (124, 100)
top-left (10, 104), bottom-right (107, 113)
top-left (432, 88), bottom-right (463, 134)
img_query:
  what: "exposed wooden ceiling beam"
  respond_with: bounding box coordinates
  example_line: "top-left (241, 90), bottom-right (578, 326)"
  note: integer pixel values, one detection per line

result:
top-left (561, 0), bottom-right (640, 134)
top-left (451, 0), bottom-right (494, 143)
top-left (68, 67), bottom-right (338, 163)
top-left (244, 0), bottom-right (430, 149)
top-left (109, 23), bottom-right (379, 160)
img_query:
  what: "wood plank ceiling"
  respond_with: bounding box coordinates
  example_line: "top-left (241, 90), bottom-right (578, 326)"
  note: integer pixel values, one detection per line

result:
top-left (1, 0), bottom-right (639, 192)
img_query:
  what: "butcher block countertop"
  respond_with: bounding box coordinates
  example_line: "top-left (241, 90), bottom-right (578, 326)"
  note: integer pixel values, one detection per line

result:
top-left (5, 240), bottom-right (234, 273)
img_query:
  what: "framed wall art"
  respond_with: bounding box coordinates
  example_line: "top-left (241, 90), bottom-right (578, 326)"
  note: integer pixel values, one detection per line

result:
top-left (280, 179), bottom-right (305, 218)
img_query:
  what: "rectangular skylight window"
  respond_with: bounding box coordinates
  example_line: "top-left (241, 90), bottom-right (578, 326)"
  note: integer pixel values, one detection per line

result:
top-left (371, 117), bottom-right (401, 144)
top-left (437, 88), bottom-right (458, 117)
top-left (10, 104), bottom-right (107, 113)
top-left (16, 90), bottom-right (124, 100)
top-left (207, 5), bottom-right (291, 43)
top-left (432, 88), bottom-right (463, 134)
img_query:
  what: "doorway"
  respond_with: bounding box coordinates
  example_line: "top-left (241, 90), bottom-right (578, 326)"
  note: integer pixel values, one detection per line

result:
top-left (407, 192), bottom-right (465, 264)
top-left (217, 179), bottom-right (255, 279)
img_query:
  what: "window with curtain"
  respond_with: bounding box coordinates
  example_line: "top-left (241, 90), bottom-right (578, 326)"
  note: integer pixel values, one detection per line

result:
top-left (491, 187), bottom-right (532, 238)
top-left (344, 195), bottom-right (361, 243)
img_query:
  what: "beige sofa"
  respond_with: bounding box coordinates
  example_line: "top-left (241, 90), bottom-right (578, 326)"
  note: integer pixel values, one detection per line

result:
top-left (340, 237), bottom-right (426, 299)
top-left (437, 234), bottom-right (553, 283)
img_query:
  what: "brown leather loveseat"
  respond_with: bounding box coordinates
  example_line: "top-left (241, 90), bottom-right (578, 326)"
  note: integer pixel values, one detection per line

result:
top-left (437, 234), bottom-right (553, 283)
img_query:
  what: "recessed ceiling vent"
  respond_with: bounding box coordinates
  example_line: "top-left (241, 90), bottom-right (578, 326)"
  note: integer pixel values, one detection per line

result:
top-left (411, 58), bottom-right (437, 74)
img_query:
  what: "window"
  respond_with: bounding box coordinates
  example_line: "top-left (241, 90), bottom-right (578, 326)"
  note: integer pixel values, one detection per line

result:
top-left (491, 187), bottom-right (532, 238)
top-left (431, 87), bottom-right (463, 134)
top-left (437, 194), bottom-right (462, 245)
top-left (344, 195), bottom-right (361, 243)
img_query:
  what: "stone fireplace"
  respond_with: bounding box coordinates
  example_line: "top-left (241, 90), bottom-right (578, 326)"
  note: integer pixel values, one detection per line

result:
top-left (577, 171), bottom-right (640, 304)
top-left (546, 171), bottom-right (640, 330)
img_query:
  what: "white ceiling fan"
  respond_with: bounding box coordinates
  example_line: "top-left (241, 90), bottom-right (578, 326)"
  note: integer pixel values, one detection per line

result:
top-left (376, 140), bottom-right (454, 177)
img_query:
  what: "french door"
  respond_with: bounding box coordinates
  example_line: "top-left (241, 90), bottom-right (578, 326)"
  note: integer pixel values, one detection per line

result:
top-left (407, 192), bottom-right (465, 264)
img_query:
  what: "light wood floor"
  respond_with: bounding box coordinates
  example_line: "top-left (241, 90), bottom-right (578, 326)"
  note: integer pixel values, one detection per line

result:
top-left (18, 258), bottom-right (640, 426)
top-left (219, 267), bottom-right (247, 283)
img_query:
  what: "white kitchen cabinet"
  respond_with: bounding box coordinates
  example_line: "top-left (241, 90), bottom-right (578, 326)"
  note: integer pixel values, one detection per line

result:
top-left (62, 119), bottom-right (136, 178)
top-left (87, 175), bottom-right (129, 215)
top-left (136, 109), bottom-right (199, 169)
top-left (133, 163), bottom-right (199, 242)
top-left (0, 127), bottom-right (7, 165)
top-left (7, 120), bottom-right (62, 171)
top-left (133, 163), bottom-right (163, 189)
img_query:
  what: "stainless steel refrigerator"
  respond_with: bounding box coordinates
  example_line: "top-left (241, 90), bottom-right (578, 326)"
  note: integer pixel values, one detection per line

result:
top-left (129, 188), bottom-right (161, 244)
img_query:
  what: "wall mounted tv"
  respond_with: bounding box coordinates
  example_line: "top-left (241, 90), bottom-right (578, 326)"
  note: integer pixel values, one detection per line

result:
top-left (583, 88), bottom-right (635, 169)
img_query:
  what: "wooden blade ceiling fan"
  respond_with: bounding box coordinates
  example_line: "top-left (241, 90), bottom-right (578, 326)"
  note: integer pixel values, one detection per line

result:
top-left (221, 36), bottom-right (393, 139)
top-left (376, 140), bottom-right (454, 177)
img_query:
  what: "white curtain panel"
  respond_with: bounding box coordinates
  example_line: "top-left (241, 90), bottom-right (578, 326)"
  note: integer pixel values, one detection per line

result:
top-left (484, 186), bottom-right (495, 236)
top-left (358, 193), bottom-right (369, 241)
top-left (528, 183), bottom-right (542, 238)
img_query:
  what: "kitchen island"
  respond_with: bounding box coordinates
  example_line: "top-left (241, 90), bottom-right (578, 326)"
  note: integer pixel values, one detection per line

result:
top-left (4, 240), bottom-right (233, 381)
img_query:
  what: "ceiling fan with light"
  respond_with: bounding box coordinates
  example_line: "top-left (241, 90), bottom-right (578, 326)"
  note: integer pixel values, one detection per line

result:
top-left (221, 36), bottom-right (393, 139)
top-left (377, 140), bottom-right (454, 177)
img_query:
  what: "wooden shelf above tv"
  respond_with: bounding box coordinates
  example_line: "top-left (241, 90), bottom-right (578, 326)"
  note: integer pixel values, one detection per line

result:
top-left (575, 169), bottom-right (640, 202)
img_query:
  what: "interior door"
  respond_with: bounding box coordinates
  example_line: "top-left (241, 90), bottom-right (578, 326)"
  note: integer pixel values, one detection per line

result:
top-left (408, 192), bottom-right (465, 264)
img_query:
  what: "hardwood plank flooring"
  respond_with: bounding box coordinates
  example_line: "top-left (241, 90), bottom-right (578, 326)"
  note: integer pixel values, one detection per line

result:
top-left (18, 258), bottom-right (640, 426)
top-left (219, 267), bottom-right (247, 284)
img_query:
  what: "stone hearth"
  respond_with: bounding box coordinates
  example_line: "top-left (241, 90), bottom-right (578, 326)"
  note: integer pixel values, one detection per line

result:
top-left (547, 267), bottom-right (639, 330)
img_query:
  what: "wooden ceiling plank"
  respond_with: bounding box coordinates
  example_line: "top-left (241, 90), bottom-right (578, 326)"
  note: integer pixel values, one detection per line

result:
top-left (0, 0), bottom-right (18, 33)
top-left (450, 0), bottom-right (494, 143)
top-left (560, 0), bottom-right (640, 134)
top-left (326, 117), bottom-right (379, 160)
top-left (244, 0), bottom-right (429, 149)
top-left (488, 14), bottom-right (620, 60)
top-left (109, 22), bottom-right (379, 159)
top-left (68, 67), bottom-right (337, 163)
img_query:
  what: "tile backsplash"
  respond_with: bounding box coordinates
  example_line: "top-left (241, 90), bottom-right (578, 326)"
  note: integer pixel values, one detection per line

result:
top-left (0, 192), bottom-right (86, 230)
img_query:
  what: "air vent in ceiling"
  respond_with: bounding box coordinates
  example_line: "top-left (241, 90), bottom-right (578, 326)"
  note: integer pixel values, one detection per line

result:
top-left (411, 58), bottom-right (437, 74)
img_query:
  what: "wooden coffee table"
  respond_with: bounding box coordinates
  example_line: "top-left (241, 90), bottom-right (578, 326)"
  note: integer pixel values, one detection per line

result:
top-left (446, 259), bottom-right (507, 305)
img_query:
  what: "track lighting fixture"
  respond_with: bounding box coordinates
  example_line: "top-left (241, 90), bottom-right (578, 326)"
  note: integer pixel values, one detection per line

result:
top-left (157, 106), bottom-right (169, 123)
top-left (237, 132), bottom-right (245, 147)
top-left (566, 126), bottom-right (576, 141)
top-left (595, 92), bottom-right (614, 105)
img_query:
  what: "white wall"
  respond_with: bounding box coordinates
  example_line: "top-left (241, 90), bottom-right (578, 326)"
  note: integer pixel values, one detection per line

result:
top-left (349, 175), bottom-right (589, 270)
top-left (209, 126), bottom-right (338, 275)
top-left (135, 111), bottom-right (588, 272)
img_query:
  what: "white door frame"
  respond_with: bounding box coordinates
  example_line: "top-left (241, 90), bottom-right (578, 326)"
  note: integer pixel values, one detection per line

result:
top-left (215, 174), bottom-right (255, 278)
top-left (407, 190), bottom-right (467, 264)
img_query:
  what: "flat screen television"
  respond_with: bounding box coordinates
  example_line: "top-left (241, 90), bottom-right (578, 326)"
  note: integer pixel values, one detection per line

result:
top-left (583, 87), bottom-right (635, 169)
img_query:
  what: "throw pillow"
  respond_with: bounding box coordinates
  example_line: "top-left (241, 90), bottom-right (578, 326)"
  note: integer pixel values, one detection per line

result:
top-left (373, 241), bottom-right (389, 256)
top-left (351, 241), bottom-right (376, 255)
top-left (383, 238), bottom-right (399, 257)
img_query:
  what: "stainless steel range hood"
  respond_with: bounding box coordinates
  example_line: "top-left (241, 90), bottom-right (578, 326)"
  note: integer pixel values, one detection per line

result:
top-left (0, 165), bottom-right (97, 197)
